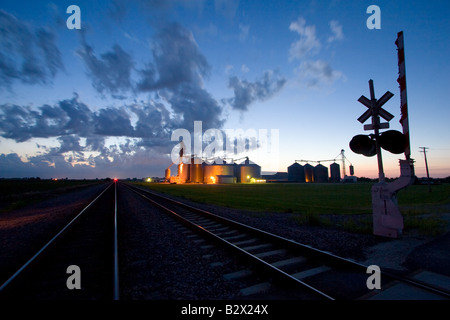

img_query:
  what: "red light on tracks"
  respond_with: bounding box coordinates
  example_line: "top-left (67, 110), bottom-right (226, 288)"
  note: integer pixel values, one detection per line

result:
top-left (113, 178), bottom-right (118, 182)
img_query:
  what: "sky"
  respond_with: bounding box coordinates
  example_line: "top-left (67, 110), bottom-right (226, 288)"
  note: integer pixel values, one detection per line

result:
top-left (0, 0), bottom-right (449, 179)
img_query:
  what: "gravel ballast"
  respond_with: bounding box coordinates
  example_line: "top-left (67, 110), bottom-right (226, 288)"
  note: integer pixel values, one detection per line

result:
top-left (1, 182), bottom-right (448, 300)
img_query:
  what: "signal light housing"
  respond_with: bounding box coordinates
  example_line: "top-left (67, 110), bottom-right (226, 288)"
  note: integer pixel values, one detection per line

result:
top-left (350, 130), bottom-right (407, 157)
top-left (378, 130), bottom-right (407, 154)
top-left (349, 134), bottom-right (376, 157)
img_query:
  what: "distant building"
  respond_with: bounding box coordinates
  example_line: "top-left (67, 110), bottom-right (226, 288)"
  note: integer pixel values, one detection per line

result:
top-left (262, 172), bottom-right (288, 182)
top-left (216, 175), bottom-right (236, 184)
top-left (342, 175), bottom-right (357, 183)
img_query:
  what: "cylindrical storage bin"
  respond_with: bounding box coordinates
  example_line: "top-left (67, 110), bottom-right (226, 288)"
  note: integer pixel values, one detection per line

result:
top-left (288, 163), bottom-right (305, 182)
top-left (304, 163), bottom-right (314, 183)
top-left (203, 164), bottom-right (235, 183)
top-left (314, 164), bottom-right (328, 183)
top-left (239, 164), bottom-right (261, 183)
top-left (329, 162), bottom-right (340, 182)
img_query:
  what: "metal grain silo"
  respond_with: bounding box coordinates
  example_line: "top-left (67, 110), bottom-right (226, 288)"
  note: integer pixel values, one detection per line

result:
top-left (304, 163), bottom-right (314, 183)
top-left (314, 164), bottom-right (328, 183)
top-left (178, 162), bottom-right (190, 183)
top-left (203, 161), bottom-right (235, 183)
top-left (239, 160), bottom-right (261, 183)
top-left (329, 162), bottom-right (341, 182)
top-left (288, 162), bottom-right (305, 182)
top-left (189, 157), bottom-right (203, 183)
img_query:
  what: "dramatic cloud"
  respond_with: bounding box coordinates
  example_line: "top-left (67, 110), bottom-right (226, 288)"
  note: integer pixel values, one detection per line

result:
top-left (135, 22), bottom-right (224, 132)
top-left (0, 95), bottom-right (174, 143)
top-left (169, 83), bottom-right (225, 130)
top-left (0, 19), bottom-right (229, 177)
top-left (226, 70), bottom-right (287, 111)
top-left (0, 94), bottom-right (177, 177)
top-left (0, 8), bottom-right (286, 178)
top-left (0, 97), bottom-right (88, 142)
top-left (137, 22), bottom-right (210, 91)
top-left (77, 41), bottom-right (134, 98)
top-left (0, 10), bottom-right (63, 90)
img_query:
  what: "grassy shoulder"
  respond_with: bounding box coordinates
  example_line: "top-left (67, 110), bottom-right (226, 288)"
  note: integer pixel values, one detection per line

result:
top-left (133, 182), bottom-right (374, 214)
top-left (132, 181), bottom-right (450, 235)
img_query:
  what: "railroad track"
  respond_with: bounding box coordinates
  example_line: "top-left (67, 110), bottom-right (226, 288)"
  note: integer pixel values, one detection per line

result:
top-left (126, 183), bottom-right (450, 300)
top-left (1, 181), bottom-right (448, 301)
top-left (0, 182), bottom-right (119, 300)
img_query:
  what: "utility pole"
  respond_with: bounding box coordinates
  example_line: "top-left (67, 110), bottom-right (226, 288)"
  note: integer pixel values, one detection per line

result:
top-left (419, 147), bottom-right (431, 192)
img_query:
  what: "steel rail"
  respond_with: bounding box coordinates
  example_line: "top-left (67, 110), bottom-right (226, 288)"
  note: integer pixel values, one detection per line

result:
top-left (0, 182), bottom-right (114, 293)
top-left (113, 181), bottom-right (120, 300)
top-left (127, 184), bottom-right (450, 300)
top-left (128, 184), bottom-right (369, 271)
top-left (126, 184), bottom-right (335, 300)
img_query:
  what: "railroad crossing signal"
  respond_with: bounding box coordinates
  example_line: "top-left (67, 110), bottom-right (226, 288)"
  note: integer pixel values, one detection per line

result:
top-left (351, 79), bottom-right (395, 182)
top-left (357, 79), bottom-right (394, 131)
top-left (350, 78), bottom-right (414, 238)
top-left (352, 80), bottom-right (407, 159)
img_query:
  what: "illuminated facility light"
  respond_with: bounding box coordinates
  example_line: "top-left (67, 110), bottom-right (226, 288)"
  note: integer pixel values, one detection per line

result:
top-left (249, 177), bottom-right (266, 183)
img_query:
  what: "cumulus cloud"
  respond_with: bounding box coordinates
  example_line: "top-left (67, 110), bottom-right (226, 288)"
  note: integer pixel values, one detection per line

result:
top-left (135, 22), bottom-right (225, 132)
top-left (0, 95), bottom-right (174, 144)
top-left (0, 97), bottom-right (88, 142)
top-left (77, 41), bottom-right (134, 97)
top-left (289, 17), bottom-right (344, 87)
top-left (0, 7), bottom-right (287, 178)
top-left (0, 10), bottom-right (63, 90)
top-left (289, 17), bottom-right (321, 60)
top-left (226, 70), bottom-right (286, 111)
top-left (296, 60), bottom-right (344, 88)
top-left (168, 83), bottom-right (225, 130)
top-left (327, 20), bottom-right (344, 43)
top-left (137, 22), bottom-right (210, 91)
top-left (0, 18), bottom-right (229, 176)
top-left (0, 94), bottom-right (178, 177)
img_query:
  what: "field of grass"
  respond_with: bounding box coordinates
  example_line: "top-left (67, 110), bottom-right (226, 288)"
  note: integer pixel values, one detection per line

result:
top-left (0, 179), bottom-right (102, 212)
top-left (133, 182), bottom-right (450, 215)
top-left (0, 179), bottom-right (100, 197)
top-left (133, 182), bottom-right (450, 235)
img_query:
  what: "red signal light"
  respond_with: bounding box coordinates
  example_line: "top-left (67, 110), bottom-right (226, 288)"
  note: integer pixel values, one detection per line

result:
top-left (113, 178), bottom-right (118, 182)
